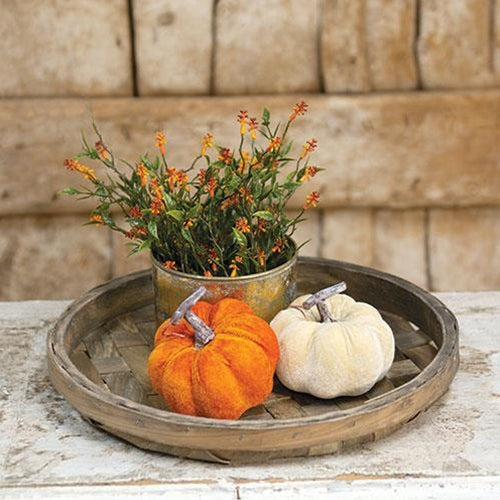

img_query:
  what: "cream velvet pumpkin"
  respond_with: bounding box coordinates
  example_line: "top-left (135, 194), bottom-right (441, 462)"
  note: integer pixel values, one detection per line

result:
top-left (270, 292), bottom-right (395, 399)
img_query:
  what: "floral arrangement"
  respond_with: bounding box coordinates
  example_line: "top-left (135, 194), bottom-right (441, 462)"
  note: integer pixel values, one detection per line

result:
top-left (63, 101), bottom-right (321, 277)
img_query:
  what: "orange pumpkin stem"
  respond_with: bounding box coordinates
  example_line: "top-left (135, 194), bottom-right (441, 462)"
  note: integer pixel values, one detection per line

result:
top-left (302, 281), bottom-right (347, 323)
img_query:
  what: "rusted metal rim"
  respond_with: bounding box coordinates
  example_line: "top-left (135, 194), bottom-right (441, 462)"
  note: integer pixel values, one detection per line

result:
top-left (150, 242), bottom-right (298, 282)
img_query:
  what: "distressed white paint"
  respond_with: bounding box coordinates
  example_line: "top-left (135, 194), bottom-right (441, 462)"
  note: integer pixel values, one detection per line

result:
top-left (1, 476), bottom-right (500, 500)
top-left (1, 293), bottom-right (499, 498)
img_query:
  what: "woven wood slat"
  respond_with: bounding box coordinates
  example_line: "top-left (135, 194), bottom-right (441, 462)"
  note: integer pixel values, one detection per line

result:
top-left (365, 377), bottom-right (396, 399)
top-left (92, 357), bottom-right (129, 375)
top-left (404, 344), bottom-right (439, 370)
top-left (116, 345), bottom-right (153, 394)
top-left (386, 359), bottom-right (422, 387)
top-left (69, 350), bottom-right (108, 389)
top-left (107, 316), bottom-right (150, 348)
top-left (393, 328), bottom-right (432, 351)
top-left (102, 372), bottom-right (146, 404)
top-left (241, 405), bottom-right (274, 421)
top-left (264, 398), bottom-right (309, 419)
top-left (84, 329), bottom-right (121, 359)
top-left (146, 394), bottom-right (168, 411)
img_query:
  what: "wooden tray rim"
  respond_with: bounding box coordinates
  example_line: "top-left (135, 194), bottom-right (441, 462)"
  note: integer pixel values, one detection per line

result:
top-left (47, 257), bottom-right (459, 432)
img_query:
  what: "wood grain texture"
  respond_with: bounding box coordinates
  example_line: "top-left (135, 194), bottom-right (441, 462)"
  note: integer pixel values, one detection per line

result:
top-left (214, 0), bottom-right (321, 94)
top-left (373, 209), bottom-right (427, 289)
top-left (429, 207), bottom-right (500, 291)
top-left (0, 0), bottom-right (132, 97)
top-left (286, 210), bottom-right (321, 258)
top-left (0, 215), bottom-right (111, 300)
top-left (321, 0), bottom-right (370, 93)
top-left (321, 209), bottom-right (373, 265)
top-left (321, 209), bottom-right (427, 289)
top-left (133, 0), bottom-right (213, 95)
top-left (47, 258), bottom-right (459, 464)
top-left (321, 0), bottom-right (417, 92)
top-left (418, 0), bottom-right (496, 88)
top-left (364, 0), bottom-right (418, 90)
top-left (1, 92), bottom-right (500, 216)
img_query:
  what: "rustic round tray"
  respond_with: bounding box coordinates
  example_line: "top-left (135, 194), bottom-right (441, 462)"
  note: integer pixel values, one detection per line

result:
top-left (47, 257), bottom-right (459, 464)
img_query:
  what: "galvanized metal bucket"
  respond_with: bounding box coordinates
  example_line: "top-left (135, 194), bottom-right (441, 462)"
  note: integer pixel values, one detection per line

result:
top-left (151, 251), bottom-right (297, 325)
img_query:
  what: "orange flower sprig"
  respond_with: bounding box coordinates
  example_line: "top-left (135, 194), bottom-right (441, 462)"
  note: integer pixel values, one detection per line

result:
top-left (89, 213), bottom-right (104, 224)
top-left (64, 158), bottom-right (96, 181)
top-left (237, 110), bottom-right (248, 135)
top-left (235, 217), bottom-right (251, 234)
top-left (218, 147), bottom-right (233, 165)
top-left (136, 162), bottom-right (148, 187)
top-left (200, 133), bottom-right (214, 156)
top-left (290, 100), bottom-right (308, 121)
top-left (300, 165), bottom-right (319, 183)
top-left (300, 138), bottom-right (318, 160)
top-left (95, 140), bottom-right (108, 160)
top-left (62, 100), bottom-right (322, 276)
top-left (155, 131), bottom-right (167, 156)
top-left (248, 117), bottom-right (258, 140)
top-left (304, 191), bottom-right (320, 209)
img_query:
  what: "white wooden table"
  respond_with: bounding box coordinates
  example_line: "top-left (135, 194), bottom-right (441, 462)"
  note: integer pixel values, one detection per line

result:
top-left (1, 292), bottom-right (499, 499)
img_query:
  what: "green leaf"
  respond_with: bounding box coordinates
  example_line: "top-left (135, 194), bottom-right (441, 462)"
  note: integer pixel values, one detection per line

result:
top-left (187, 205), bottom-right (202, 218)
top-left (262, 108), bottom-right (270, 126)
top-left (253, 210), bottom-right (273, 221)
top-left (284, 181), bottom-right (301, 191)
top-left (253, 182), bottom-right (263, 198)
top-left (134, 239), bottom-right (152, 253)
top-left (232, 228), bottom-right (247, 248)
top-left (226, 176), bottom-right (240, 191)
top-left (59, 187), bottom-right (79, 196)
top-left (281, 140), bottom-right (293, 156)
top-left (181, 228), bottom-right (193, 243)
top-left (166, 210), bottom-right (183, 221)
top-left (95, 184), bottom-right (108, 197)
top-left (163, 192), bottom-right (174, 208)
top-left (75, 150), bottom-right (99, 160)
top-left (102, 213), bottom-right (114, 226)
top-left (147, 220), bottom-right (158, 240)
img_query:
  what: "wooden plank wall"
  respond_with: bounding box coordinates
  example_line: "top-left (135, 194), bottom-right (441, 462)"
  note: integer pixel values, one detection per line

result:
top-left (0, 0), bottom-right (499, 300)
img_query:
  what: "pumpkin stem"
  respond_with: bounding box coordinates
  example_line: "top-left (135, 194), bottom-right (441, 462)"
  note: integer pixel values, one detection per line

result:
top-left (302, 281), bottom-right (347, 323)
top-left (171, 287), bottom-right (208, 325)
top-left (171, 287), bottom-right (215, 349)
top-left (186, 310), bottom-right (215, 349)
top-left (317, 301), bottom-right (335, 323)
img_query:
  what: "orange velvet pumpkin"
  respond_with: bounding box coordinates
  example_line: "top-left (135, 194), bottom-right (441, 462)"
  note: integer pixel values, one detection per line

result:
top-left (147, 297), bottom-right (279, 420)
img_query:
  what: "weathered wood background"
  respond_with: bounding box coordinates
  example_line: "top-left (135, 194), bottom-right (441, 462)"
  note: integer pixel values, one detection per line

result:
top-left (0, 0), bottom-right (499, 299)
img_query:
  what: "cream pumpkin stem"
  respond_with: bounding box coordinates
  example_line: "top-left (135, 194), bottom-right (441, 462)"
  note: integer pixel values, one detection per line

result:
top-left (171, 287), bottom-right (215, 349)
top-left (302, 282), bottom-right (347, 323)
